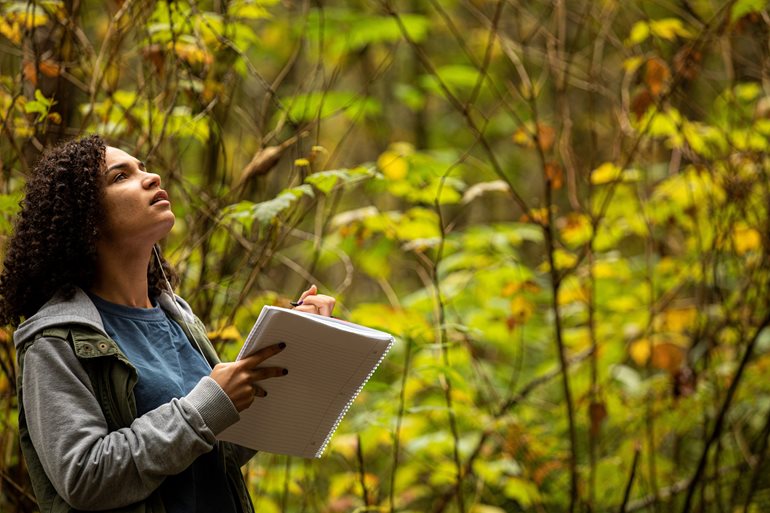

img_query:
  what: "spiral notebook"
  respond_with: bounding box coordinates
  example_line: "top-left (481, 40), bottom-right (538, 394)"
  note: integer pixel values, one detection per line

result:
top-left (216, 306), bottom-right (394, 458)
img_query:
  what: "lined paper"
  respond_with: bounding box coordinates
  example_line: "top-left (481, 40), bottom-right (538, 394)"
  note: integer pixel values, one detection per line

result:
top-left (216, 306), bottom-right (394, 458)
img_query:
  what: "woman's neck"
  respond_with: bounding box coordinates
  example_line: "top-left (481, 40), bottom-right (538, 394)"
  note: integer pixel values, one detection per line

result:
top-left (90, 242), bottom-right (153, 308)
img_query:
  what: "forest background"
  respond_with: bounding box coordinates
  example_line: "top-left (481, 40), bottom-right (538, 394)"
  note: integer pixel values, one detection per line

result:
top-left (1, 0), bottom-right (770, 512)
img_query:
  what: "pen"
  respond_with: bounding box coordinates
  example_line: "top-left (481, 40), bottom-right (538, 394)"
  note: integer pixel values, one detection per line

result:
top-left (290, 301), bottom-right (303, 307)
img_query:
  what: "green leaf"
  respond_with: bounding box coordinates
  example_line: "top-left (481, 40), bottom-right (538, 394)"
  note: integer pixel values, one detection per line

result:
top-left (304, 167), bottom-right (372, 194)
top-left (222, 185), bottom-right (313, 229)
top-left (502, 477), bottom-right (541, 507)
top-left (228, 1), bottom-right (271, 20)
top-left (419, 65), bottom-right (483, 97)
top-left (251, 185), bottom-right (313, 224)
top-left (731, 0), bottom-right (767, 22)
top-left (283, 91), bottom-right (381, 123)
top-left (24, 89), bottom-right (56, 121)
top-left (306, 9), bottom-right (429, 53)
top-left (394, 83), bottom-right (426, 111)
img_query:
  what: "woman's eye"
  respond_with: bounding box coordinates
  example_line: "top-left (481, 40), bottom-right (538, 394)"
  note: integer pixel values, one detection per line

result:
top-left (113, 172), bottom-right (127, 182)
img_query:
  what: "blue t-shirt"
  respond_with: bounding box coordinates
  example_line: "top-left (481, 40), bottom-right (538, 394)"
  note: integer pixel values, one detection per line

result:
top-left (89, 293), bottom-right (240, 513)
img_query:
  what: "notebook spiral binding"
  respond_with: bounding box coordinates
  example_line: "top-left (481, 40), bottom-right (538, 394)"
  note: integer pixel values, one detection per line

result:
top-left (313, 337), bottom-right (395, 458)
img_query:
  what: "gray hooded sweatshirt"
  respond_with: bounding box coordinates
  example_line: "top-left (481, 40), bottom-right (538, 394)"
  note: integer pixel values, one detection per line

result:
top-left (15, 287), bottom-right (244, 511)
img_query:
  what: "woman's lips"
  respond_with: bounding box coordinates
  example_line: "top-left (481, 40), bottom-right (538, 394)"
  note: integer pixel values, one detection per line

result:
top-left (151, 190), bottom-right (169, 205)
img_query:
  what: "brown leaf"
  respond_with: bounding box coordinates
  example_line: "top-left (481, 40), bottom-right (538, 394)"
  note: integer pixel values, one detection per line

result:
top-left (536, 123), bottom-right (556, 153)
top-left (673, 366), bottom-right (696, 398)
top-left (673, 45), bottom-right (701, 82)
top-left (142, 44), bottom-right (165, 77)
top-left (651, 342), bottom-right (685, 372)
top-left (589, 401), bottom-right (607, 436)
top-left (238, 133), bottom-right (306, 186)
top-left (645, 57), bottom-right (670, 97)
top-left (544, 161), bottom-right (563, 189)
top-left (22, 60), bottom-right (37, 86)
top-left (631, 90), bottom-right (653, 120)
top-left (532, 460), bottom-right (563, 485)
top-left (240, 145), bottom-right (285, 183)
top-left (39, 59), bottom-right (61, 78)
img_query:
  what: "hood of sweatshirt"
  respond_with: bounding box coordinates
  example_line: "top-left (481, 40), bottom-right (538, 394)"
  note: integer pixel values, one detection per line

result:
top-left (13, 287), bottom-right (197, 350)
top-left (13, 288), bottom-right (106, 350)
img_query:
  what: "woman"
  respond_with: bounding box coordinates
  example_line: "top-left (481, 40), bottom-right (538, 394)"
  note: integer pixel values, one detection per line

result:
top-left (0, 135), bottom-right (335, 512)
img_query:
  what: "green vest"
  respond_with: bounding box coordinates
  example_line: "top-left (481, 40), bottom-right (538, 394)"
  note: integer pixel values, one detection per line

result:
top-left (16, 307), bottom-right (255, 513)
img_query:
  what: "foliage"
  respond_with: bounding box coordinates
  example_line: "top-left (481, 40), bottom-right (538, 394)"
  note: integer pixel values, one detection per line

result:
top-left (2, 0), bottom-right (770, 512)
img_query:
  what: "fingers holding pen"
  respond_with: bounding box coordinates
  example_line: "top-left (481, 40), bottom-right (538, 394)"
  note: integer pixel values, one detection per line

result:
top-left (297, 295), bottom-right (335, 317)
top-left (292, 285), bottom-right (336, 317)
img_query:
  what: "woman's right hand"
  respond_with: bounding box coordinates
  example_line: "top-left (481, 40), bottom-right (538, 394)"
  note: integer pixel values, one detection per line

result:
top-left (209, 342), bottom-right (287, 411)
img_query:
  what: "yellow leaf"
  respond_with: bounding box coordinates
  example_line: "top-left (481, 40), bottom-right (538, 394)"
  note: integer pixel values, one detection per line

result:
top-left (207, 325), bottom-right (241, 342)
top-left (565, 327), bottom-right (590, 349)
top-left (558, 281), bottom-right (587, 305)
top-left (627, 21), bottom-right (650, 45)
top-left (512, 127), bottom-right (534, 147)
top-left (471, 506), bottom-right (507, 513)
top-left (608, 295), bottom-right (638, 313)
top-left (328, 433), bottom-right (358, 459)
top-left (733, 223), bottom-right (761, 255)
top-left (593, 260), bottom-right (632, 279)
top-left (524, 207), bottom-right (550, 225)
top-left (623, 56), bottom-right (646, 73)
top-left (629, 338), bottom-right (651, 365)
top-left (650, 18), bottom-right (694, 41)
top-left (170, 41), bottom-right (213, 66)
top-left (9, 9), bottom-right (49, 29)
top-left (591, 162), bottom-right (621, 185)
top-left (662, 307), bottom-right (697, 333)
top-left (559, 213), bottom-right (593, 247)
top-left (377, 150), bottom-right (408, 180)
top-left (553, 248), bottom-right (578, 270)
top-left (0, 19), bottom-right (21, 45)
top-left (510, 296), bottom-right (533, 324)
top-left (14, 125), bottom-right (34, 138)
top-left (504, 280), bottom-right (541, 297)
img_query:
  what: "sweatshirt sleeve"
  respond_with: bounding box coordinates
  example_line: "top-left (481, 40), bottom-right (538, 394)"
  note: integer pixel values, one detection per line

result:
top-left (22, 335), bottom-right (240, 510)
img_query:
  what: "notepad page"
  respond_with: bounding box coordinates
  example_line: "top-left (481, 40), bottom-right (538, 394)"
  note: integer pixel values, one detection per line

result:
top-left (217, 307), bottom-right (394, 458)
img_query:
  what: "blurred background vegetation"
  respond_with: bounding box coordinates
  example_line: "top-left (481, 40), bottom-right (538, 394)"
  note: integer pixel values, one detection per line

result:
top-left (2, 0), bottom-right (770, 511)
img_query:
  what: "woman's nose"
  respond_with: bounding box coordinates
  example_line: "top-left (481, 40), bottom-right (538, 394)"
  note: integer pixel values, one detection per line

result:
top-left (143, 172), bottom-right (162, 189)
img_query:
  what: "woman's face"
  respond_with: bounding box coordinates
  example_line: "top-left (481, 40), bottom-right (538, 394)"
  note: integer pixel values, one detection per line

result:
top-left (99, 146), bottom-right (175, 246)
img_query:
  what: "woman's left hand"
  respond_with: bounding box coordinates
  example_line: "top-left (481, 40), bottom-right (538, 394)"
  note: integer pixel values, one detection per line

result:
top-left (292, 284), bottom-right (336, 317)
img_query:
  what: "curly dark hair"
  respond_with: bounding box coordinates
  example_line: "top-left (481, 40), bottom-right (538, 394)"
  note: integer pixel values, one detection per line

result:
top-left (0, 135), bottom-right (177, 327)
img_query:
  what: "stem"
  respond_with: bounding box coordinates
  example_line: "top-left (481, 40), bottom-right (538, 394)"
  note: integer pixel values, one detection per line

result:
top-left (280, 456), bottom-right (291, 513)
top-left (619, 444), bottom-right (642, 513)
top-left (742, 405), bottom-right (770, 511)
top-left (356, 434), bottom-right (370, 508)
top-left (389, 337), bottom-right (414, 513)
top-left (680, 312), bottom-right (770, 512)
top-left (543, 216), bottom-right (579, 513)
top-left (430, 175), bottom-right (466, 513)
